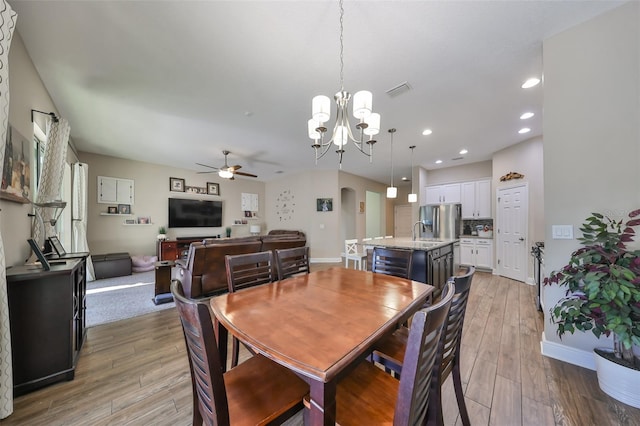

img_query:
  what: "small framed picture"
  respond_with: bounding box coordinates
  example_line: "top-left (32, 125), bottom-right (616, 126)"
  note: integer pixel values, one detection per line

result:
top-left (317, 198), bottom-right (333, 212)
top-left (170, 177), bottom-right (185, 192)
top-left (125, 219), bottom-right (136, 224)
top-left (207, 182), bottom-right (220, 195)
top-left (137, 217), bottom-right (150, 224)
top-left (107, 206), bottom-right (118, 214)
top-left (118, 204), bottom-right (131, 215)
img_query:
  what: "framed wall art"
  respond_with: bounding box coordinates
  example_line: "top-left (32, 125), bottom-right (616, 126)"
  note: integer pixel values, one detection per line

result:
top-left (317, 198), bottom-right (333, 212)
top-left (107, 206), bottom-right (118, 214)
top-left (169, 177), bottom-right (185, 192)
top-left (1, 125), bottom-right (32, 204)
top-left (118, 204), bottom-right (131, 215)
top-left (207, 182), bottom-right (220, 196)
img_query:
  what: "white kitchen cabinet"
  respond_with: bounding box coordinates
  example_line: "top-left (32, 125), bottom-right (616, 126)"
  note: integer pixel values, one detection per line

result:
top-left (461, 179), bottom-right (491, 218)
top-left (97, 176), bottom-right (134, 205)
top-left (425, 183), bottom-right (461, 204)
top-left (459, 237), bottom-right (493, 270)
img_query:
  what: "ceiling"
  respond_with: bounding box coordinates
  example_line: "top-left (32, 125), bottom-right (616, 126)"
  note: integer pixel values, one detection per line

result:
top-left (11, 0), bottom-right (625, 185)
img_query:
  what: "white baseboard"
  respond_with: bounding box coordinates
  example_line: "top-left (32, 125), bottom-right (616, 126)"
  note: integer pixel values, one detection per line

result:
top-left (310, 258), bottom-right (342, 263)
top-left (540, 333), bottom-right (596, 371)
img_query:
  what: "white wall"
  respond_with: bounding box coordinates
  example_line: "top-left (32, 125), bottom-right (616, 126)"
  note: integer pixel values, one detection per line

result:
top-left (542, 2), bottom-right (639, 368)
top-left (80, 152), bottom-right (265, 256)
top-left (1, 32), bottom-right (64, 266)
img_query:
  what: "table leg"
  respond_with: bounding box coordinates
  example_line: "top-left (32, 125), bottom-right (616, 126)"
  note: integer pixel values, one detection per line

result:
top-left (308, 380), bottom-right (336, 426)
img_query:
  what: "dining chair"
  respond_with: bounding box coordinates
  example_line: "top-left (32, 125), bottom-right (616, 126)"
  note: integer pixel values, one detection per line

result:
top-left (225, 250), bottom-right (277, 367)
top-left (303, 281), bottom-right (455, 426)
top-left (171, 280), bottom-right (308, 426)
top-left (344, 239), bottom-right (366, 270)
top-left (274, 246), bottom-right (310, 280)
top-left (361, 238), bottom-right (374, 271)
top-left (371, 246), bottom-right (413, 279)
top-left (372, 266), bottom-right (476, 426)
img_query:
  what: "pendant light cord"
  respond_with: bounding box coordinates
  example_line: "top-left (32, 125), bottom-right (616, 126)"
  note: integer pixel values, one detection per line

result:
top-left (389, 128), bottom-right (396, 187)
top-left (339, 0), bottom-right (345, 92)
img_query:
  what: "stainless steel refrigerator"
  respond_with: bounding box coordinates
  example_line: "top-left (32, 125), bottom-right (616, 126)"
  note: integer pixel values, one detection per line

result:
top-left (419, 204), bottom-right (462, 240)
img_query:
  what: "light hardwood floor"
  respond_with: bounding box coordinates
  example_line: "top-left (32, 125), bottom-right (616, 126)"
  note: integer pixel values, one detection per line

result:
top-left (2, 266), bottom-right (639, 425)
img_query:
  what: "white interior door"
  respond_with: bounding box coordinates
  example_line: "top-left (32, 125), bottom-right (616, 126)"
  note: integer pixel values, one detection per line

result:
top-left (394, 204), bottom-right (413, 238)
top-left (497, 183), bottom-right (528, 282)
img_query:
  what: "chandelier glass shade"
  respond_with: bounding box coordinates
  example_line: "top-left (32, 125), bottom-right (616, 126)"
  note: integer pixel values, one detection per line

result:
top-left (386, 128), bottom-right (397, 199)
top-left (408, 145), bottom-right (417, 203)
top-left (308, 0), bottom-right (380, 167)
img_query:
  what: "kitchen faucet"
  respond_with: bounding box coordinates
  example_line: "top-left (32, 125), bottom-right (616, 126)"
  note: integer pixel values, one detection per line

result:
top-left (412, 221), bottom-right (424, 241)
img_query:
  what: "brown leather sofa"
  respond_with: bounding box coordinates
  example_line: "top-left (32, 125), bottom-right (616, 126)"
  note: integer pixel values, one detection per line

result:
top-left (174, 232), bottom-right (306, 298)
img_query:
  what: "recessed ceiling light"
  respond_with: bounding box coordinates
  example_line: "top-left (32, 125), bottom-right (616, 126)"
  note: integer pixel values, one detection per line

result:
top-left (521, 78), bottom-right (540, 89)
top-left (518, 127), bottom-right (531, 134)
top-left (422, 129), bottom-right (433, 136)
top-left (520, 112), bottom-right (534, 120)
top-left (459, 149), bottom-right (468, 155)
top-left (435, 159), bottom-right (443, 164)
top-left (401, 176), bottom-right (409, 181)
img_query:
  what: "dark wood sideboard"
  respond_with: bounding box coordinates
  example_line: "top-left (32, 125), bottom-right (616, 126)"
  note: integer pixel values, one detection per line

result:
top-left (157, 236), bottom-right (220, 261)
top-left (6, 256), bottom-right (87, 396)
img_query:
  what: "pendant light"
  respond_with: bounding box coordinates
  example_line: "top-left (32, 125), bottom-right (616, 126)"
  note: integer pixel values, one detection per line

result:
top-left (408, 145), bottom-right (417, 203)
top-left (386, 129), bottom-right (397, 199)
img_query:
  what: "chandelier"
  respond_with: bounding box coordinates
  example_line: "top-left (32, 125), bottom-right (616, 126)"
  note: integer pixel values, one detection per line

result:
top-left (307, 0), bottom-right (380, 168)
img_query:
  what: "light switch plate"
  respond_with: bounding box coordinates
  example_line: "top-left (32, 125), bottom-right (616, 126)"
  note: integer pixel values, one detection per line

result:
top-left (552, 225), bottom-right (573, 239)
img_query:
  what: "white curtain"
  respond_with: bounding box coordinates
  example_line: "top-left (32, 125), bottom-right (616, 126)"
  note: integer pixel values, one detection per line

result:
top-left (72, 163), bottom-right (94, 281)
top-left (31, 118), bottom-right (70, 247)
top-left (0, 2), bottom-right (18, 419)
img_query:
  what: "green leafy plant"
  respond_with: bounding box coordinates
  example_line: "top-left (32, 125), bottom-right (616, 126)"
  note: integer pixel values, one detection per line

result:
top-left (158, 226), bottom-right (167, 235)
top-left (545, 210), bottom-right (640, 365)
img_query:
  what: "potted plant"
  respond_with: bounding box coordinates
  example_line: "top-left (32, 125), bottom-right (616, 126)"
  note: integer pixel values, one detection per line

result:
top-left (157, 226), bottom-right (167, 241)
top-left (226, 226), bottom-right (232, 238)
top-left (545, 209), bottom-right (640, 407)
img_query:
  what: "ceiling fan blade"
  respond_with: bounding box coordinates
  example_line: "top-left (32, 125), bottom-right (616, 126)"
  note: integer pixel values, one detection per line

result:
top-left (196, 162), bottom-right (219, 171)
top-left (196, 171), bottom-right (217, 174)
top-left (228, 165), bottom-right (242, 171)
top-left (233, 171), bottom-right (258, 178)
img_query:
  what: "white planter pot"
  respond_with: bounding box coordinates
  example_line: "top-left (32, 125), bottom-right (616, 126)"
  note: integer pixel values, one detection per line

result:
top-left (594, 348), bottom-right (640, 408)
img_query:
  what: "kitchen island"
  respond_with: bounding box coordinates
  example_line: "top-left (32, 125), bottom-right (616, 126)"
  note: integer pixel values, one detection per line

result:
top-left (366, 237), bottom-right (457, 296)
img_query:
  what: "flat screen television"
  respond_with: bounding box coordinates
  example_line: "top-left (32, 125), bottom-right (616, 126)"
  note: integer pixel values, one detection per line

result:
top-left (168, 198), bottom-right (223, 228)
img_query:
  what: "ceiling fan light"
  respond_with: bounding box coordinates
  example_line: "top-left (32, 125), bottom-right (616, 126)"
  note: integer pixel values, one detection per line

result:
top-left (386, 186), bottom-right (397, 199)
top-left (312, 95), bottom-right (330, 123)
top-left (353, 90), bottom-right (372, 119)
top-left (218, 169), bottom-right (233, 179)
top-left (408, 193), bottom-right (417, 203)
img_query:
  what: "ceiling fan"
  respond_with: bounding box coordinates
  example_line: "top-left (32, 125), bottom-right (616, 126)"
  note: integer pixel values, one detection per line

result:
top-left (196, 150), bottom-right (258, 180)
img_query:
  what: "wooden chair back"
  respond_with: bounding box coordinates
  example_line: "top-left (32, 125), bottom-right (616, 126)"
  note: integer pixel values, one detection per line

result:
top-left (371, 247), bottom-right (413, 279)
top-left (225, 250), bottom-right (276, 293)
top-left (171, 280), bottom-right (230, 425)
top-left (344, 239), bottom-right (360, 256)
top-left (274, 246), bottom-right (310, 281)
top-left (395, 281), bottom-right (454, 425)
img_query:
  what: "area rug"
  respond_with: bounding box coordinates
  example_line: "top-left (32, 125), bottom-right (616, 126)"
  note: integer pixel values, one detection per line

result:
top-left (86, 271), bottom-right (175, 327)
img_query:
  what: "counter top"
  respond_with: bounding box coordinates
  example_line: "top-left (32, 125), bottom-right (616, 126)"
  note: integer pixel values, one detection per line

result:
top-left (460, 234), bottom-right (494, 239)
top-left (365, 237), bottom-right (457, 251)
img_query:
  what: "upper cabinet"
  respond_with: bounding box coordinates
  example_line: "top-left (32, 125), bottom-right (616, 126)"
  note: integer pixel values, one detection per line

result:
top-left (425, 183), bottom-right (461, 204)
top-left (461, 179), bottom-right (491, 218)
top-left (97, 176), bottom-right (134, 205)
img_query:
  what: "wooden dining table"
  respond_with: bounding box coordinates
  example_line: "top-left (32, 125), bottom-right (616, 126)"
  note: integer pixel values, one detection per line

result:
top-left (209, 267), bottom-right (434, 426)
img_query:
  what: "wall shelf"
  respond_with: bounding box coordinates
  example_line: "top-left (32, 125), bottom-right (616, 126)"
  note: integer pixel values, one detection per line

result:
top-left (100, 213), bottom-right (132, 216)
top-left (123, 223), bottom-right (153, 226)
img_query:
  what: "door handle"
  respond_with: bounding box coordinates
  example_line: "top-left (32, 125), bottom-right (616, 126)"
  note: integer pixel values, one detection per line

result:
top-left (519, 237), bottom-right (525, 241)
